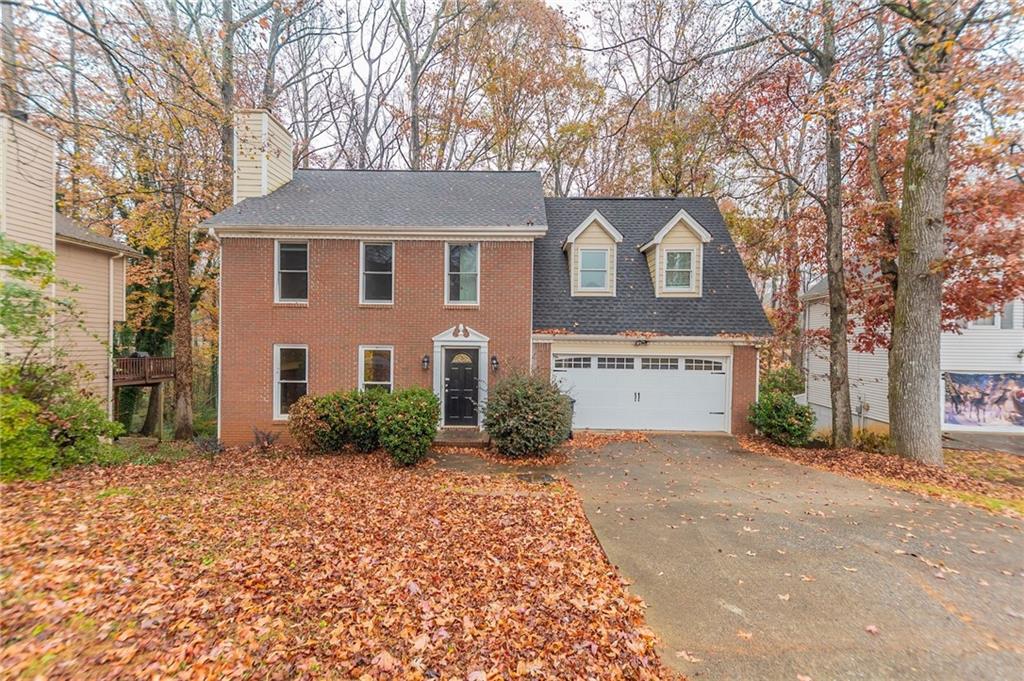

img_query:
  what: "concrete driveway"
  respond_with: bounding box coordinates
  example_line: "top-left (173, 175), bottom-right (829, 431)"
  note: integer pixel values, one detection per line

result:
top-left (561, 435), bottom-right (1024, 680)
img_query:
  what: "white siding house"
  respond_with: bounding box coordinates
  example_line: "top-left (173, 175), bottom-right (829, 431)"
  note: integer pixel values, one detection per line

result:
top-left (802, 281), bottom-right (1024, 434)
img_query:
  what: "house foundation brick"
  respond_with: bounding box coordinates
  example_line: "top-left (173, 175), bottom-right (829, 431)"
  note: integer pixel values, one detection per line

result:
top-left (219, 238), bottom-right (534, 445)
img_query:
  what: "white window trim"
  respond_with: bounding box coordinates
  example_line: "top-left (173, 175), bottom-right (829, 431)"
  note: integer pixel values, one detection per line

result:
top-left (358, 345), bottom-right (394, 392)
top-left (578, 247), bottom-right (611, 292)
top-left (359, 241), bottom-right (394, 305)
top-left (663, 247), bottom-right (697, 292)
top-left (444, 241), bottom-right (481, 306)
top-left (274, 240), bottom-right (309, 304)
top-left (273, 343), bottom-right (308, 421)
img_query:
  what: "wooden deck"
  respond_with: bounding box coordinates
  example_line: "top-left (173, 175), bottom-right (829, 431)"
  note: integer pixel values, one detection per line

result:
top-left (113, 357), bottom-right (175, 387)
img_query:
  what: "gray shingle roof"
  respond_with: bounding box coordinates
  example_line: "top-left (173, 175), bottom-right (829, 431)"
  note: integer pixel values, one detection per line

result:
top-left (55, 214), bottom-right (141, 257)
top-left (205, 169), bottom-right (547, 229)
top-left (534, 198), bottom-right (772, 337)
top-left (803, 277), bottom-right (828, 300)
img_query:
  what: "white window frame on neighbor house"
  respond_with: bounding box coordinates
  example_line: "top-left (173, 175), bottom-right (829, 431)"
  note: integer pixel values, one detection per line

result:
top-left (444, 242), bottom-right (481, 305)
top-left (663, 247), bottom-right (696, 292)
top-left (358, 345), bottom-right (394, 392)
top-left (273, 344), bottom-right (308, 420)
top-left (359, 241), bottom-right (394, 305)
top-left (274, 240), bottom-right (309, 303)
top-left (578, 247), bottom-right (610, 292)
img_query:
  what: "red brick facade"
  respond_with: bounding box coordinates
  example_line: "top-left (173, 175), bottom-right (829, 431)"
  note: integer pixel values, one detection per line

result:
top-left (730, 345), bottom-right (759, 435)
top-left (219, 238), bottom-right (534, 445)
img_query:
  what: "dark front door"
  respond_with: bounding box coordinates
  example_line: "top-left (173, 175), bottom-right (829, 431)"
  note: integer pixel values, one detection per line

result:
top-left (444, 348), bottom-right (479, 425)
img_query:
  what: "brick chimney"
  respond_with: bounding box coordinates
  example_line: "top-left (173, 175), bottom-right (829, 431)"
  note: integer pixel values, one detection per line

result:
top-left (233, 109), bottom-right (293, 204)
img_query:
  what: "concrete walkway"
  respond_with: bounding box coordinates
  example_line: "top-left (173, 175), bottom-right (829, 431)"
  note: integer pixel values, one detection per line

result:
top-left (433, 435), bottom-right (1024, 680)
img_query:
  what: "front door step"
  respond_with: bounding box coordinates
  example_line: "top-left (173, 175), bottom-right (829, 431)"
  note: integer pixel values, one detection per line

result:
top-left (434, 427), bottom-right (490, 448)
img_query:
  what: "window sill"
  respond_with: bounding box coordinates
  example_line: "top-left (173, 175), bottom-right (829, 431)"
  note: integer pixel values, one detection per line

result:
top-left (359, 302), bottom-right (394, 308)
top-left (273, 300), bottom-right (308, 306)
top-left (443, 303), bottom-right (480, 309)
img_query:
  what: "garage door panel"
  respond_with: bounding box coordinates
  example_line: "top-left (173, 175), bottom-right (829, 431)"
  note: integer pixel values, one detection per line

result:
top-left (553, 354), bottom-right (729, 432)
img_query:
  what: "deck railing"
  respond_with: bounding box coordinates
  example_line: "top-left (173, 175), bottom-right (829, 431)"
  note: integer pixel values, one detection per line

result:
top-left (113, 357), bottom-right (175, 386)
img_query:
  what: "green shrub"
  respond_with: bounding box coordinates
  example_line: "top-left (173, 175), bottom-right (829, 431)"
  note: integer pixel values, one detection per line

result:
top-left (0, 394), bottom-right (58, 480)
top-left (348, 389), bottom-right (385, 452)
top-left (760, 366), bottom-right (804, 396)
top-left (288, 392), bottom-right (351, 453)
top-left (484, 374), bottom-right (572, 458)
top-left (748, 391), bottom-right (815, 446)
top-left (377, 387), bottom-right (440, 466)
top-left (288, 394), bottom-right (330, 452)
top-left (317, 392), bottom-right (351, 451)
top-left (46, 393), bottom-right (123, 467)
top-left (854, 429), bottom-right (890, 454)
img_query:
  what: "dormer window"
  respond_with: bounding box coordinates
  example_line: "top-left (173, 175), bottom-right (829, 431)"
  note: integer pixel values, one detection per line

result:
top-left (640, 208), bottom-right (713, 298)
top-left (563, 210), bottom-right (622, 297)
top-left (579, 249), bottom-right (610, 291)
top-left (664, 249), bottom-right (694, 291)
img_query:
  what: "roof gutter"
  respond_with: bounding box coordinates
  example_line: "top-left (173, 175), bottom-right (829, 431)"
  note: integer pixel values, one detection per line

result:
top-left (531, 333), bottom-right (769, 345)
top-left (207, 224), bottom-right (549, 240)
top-left (55, 234), bottom-right (142, 259)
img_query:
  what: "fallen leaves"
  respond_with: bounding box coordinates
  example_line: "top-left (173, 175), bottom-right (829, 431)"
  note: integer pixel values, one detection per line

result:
top-left (738, 436), bottom-right (1024, 515)
top-left (0, 451), bottom-right (673, 678)
top-left (562, 431), bottom-right (650, 451)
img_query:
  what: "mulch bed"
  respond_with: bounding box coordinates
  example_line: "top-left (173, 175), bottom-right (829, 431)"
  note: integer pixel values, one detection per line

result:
top-left (0, 450), bottom-right (673, 679)
top-left (739, 436), bottom-right (1024, 505)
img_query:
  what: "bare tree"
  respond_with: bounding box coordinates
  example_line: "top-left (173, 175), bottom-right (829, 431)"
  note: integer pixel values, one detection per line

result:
top-left (389, 0), bottom-right (466, 169)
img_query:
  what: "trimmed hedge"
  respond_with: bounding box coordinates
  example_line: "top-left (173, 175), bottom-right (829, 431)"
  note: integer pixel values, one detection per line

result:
top-left (748, 391), bottom-right (815, 446)
top-left (378, 388), bottom-right (440, 466)
top-left (484, 374), bottom-right (572, 458)
top-left (348, 389), bottom-right (384, 452)
top-left (286, 387), bottom-right (437, 464)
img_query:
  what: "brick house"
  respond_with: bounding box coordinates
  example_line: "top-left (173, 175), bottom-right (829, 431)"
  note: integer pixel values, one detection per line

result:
top-left (206, 110), bottom-right (772, 445)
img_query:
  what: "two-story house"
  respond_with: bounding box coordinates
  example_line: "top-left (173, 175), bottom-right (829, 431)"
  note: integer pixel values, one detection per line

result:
top-left (206, 110), bottom-right (772, 445)
top-left (1, 111), bottom-right (141, 416)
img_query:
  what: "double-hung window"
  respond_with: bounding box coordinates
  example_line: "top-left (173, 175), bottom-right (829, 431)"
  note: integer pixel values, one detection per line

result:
top-left (361, 242), bottom-right (393, 303)
top-left (360, 346), bottom-right (393, 392)
top-left (579, 249), bottom-right (609, 290)
top-left (276, 241), bottom-right (308, 302)
top-left (446, 243), bottom-right (479, 304)
top-left (664, 249), bottom-right (694, 290)
top-left (273, 344), bottom-right (308, 419)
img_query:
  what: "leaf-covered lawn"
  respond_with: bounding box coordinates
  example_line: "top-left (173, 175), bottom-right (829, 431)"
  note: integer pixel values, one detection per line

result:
top-left (740, 436), bottom-right (1024, 516)
top-left (0, 451), bottom-right (671, 679)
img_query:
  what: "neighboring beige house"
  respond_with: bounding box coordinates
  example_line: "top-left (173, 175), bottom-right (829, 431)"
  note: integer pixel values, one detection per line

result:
top-left (1, 111), bottom-right (140, 416)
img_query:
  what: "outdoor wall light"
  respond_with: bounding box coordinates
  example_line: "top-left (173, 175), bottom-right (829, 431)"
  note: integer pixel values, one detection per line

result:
top-left (422, 354), bottom-right (431, 370)
top-left (490, 354), bottom-right (500, 372)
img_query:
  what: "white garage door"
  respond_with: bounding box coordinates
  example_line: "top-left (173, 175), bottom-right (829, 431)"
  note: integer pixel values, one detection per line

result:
top-left (552, 355), bottom-right (730, 431)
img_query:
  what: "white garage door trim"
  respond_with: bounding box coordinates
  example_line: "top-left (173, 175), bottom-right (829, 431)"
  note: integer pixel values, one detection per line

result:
top-left (551, 353), bottom-right (732, 432)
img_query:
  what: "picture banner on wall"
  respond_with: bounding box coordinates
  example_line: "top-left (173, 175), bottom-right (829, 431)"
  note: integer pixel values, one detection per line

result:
top-left (943, 372), bottom-right (1024, 428)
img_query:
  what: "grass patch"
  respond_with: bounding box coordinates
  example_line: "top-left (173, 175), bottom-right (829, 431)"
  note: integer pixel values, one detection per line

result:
top-left (95, 441), bottom-right (195, 468)
top-left (96, 486), bottom-right (138, 499)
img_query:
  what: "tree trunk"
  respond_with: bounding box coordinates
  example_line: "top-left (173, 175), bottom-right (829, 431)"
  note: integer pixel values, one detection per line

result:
top-left (171, 196), bottom-right (194, 440)
top-left (220, 0), bottom-right (235, 173)
top-left (820, 2), bottom-right (852, 448)
top-left (888, 95), bottom-right (952, 467)
top-left (408, 58), bottom-right (421, 170)
top-left (141, 383), bottom-right (162, 436)
top-left (2, 2), bottom-right (21, 112)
